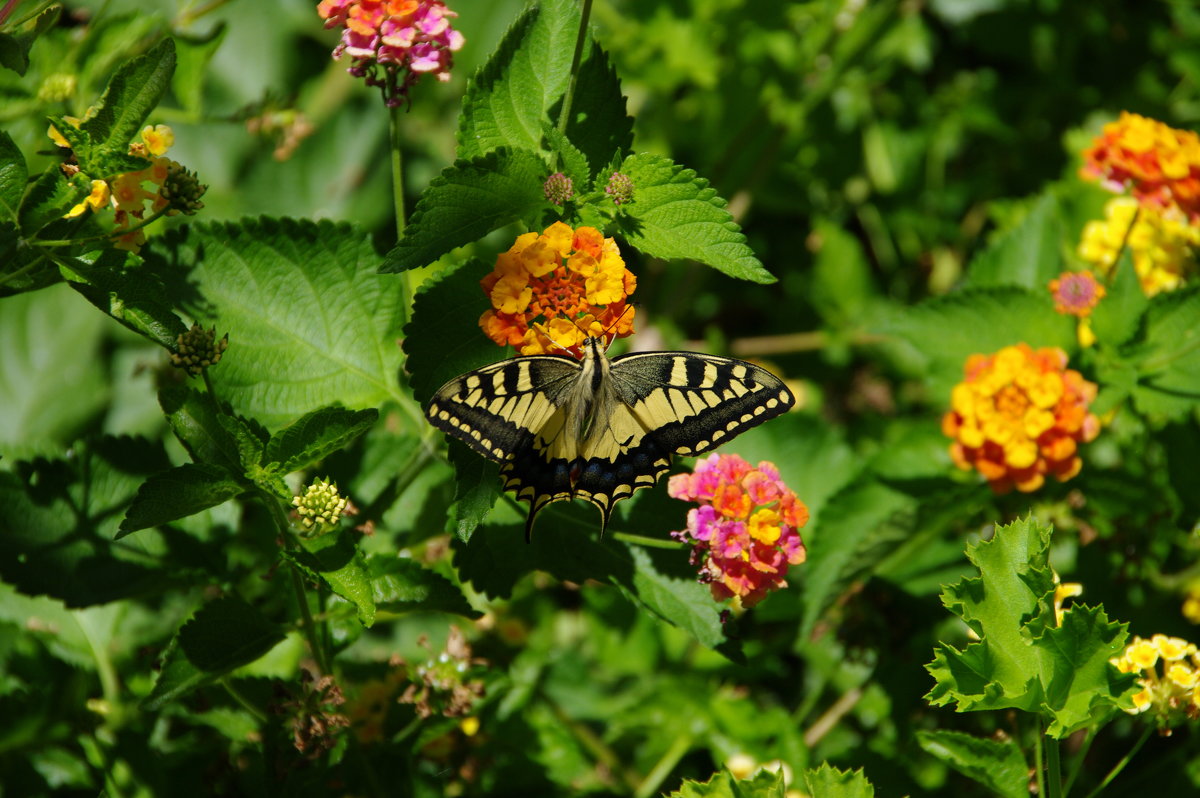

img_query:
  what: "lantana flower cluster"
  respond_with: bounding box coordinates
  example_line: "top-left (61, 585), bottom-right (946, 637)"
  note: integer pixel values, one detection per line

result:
top-left (479, 222), bottom-right (637, 356)
top-left (1111, 634), bottom-right (1200, 731)
top-left (668, 454), bottom-right (808, 607)
top-left (1081, 112), bottom-right (1200, 221)
top-left (942, 344), bottom-right (1100, 493)
top-left (317, 0), bottom-right (464, 108)
top-left (1078, 196), bottom-right (1200, 297)
top-left (54, 123), bottom-right (205, 253)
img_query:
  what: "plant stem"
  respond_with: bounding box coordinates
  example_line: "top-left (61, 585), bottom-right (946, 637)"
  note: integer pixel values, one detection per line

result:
top-left (1045, 734), bottom-right (1062, 798)
top-left (555, 0), bottom-right (594, 138)
top-left (611, 531), bottom-right (685, 549)
top-left (1082, 727), bottom-right (1152, 798)
top-left (1062, 728), bottom-right (1096, 797)
top-left (222, 677), bottom-right (269, 724)
top-left (634, 731), bottom-right (693, 798)
top-left (290, 562), bottom-right (331, 676)
top-left (389, 105), bottom-right (407, 237)
top-left (1034, 720), bottom-right (1046, 798)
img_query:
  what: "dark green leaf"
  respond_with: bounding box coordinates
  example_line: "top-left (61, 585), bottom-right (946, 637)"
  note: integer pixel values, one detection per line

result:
top-left (917, 730), bottom-right (1028, 798)
top-left (145, 218), bottom-right (406, 430)
top-left (159, 385), bottom-right (244, 473)
top-left (295, 531), bottom-right (375, 627)
top-left (143, 597), bottom-right (284, 710)
top-left (563, 42), bottom-right (633, 174)
top-left (368, 557), bottom-right (481, 618)
top-left (447, 439), bottom-right (501, 541)
top-left (1126, 287), bottom-right (1200, 420)
top-left (0, 5), bottom-right (60, 76)
top-left (117, 463), bottom-right (245, 537)
top-left (965, 192), bottom-right (1063, 289)
top-left (615, 153), bottom-right (772, 284)
top-left (1090, 249), bottom-right (1146, 347)
top-left (62, 249), bottom-right (189, 348)
top-left (379, 149), bottom-right (548, 273)
top-left (173, 23), bottom-right (227, 116)
top-left (81, 38), bottom-right (176, 153)
top-left (18, 166), bottom-right (77, 234)
top-left (0, 130), bottom-right (26, 222)
top-left (265, 406), bottom-right (378, 474)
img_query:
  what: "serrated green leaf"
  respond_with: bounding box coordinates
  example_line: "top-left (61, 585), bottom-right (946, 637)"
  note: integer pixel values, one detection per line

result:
top-left (146, 218), bottom-right (405, 430)
top-left (880, 287), bottom-right (1076, 401)
top-left (924, 517), bottom-right (1138, 737)
top-left (0, 438), bottom-right (172, 606)
top-left (18, 165), bottom-right (77, 234)
top-left (1126, 287), bottom-right (1200, 420)
top-left (61, 249), bottom-right (189, 347)
top-left (296, 531), bottom-right (375, 626)
top-left (402, 258), bottom-right (502, 405)
top-left (543, 124), bottom-right (590, 187)
top-left (916, 729), bottom-right (1028, 798)
top-left (447, 439), bottom-right (500, 541)
top-left (117, 463), bottom-right (244, 537)
top-left (159, 385), bottom-right (244, 473)
top-left (81, 38), bottom-right (176, 154)
top-left (379, 149), bottom-right (548, 273)
top-left (669, 769), bottom-right (786, 798)
top-left (1090, 249), bottom-right (1147, 347)
top-left (564, 41), bottom-right (633, 174)
top-left (173, 23), bottom-right (227, 116)
top-left (0, 130), bottom-right (26, 223)
top-left (266, 406), bottom-right (378, 474)
top-left (0, 5), bottom-right (60, 76)
top-left (800, 480), bottom-right (916, 639)
top-left (217, 413), bottom-right (269, 472)
top-left (143, 597), bottom-right (284, 710)
top-left (802, 763), bottom-right (876, 798)
top-left (46, 114), bottom-right (94, 164)
top-left (368, 557), bottom-right (480, 618)
top-left (965, 192), bottom-right (1063, 290)
top-left (614, 153), bottom-right (772, 283)
top-left (0, 283), bottom-right (107, 450)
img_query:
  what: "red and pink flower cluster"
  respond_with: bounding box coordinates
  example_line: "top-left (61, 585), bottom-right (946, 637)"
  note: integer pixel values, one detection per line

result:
top-left (669, 454), bottom-right (808, 607)
top-left (317, 0), bottom-right (464, 107)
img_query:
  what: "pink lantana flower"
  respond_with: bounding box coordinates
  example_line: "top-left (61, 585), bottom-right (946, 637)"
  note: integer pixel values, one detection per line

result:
top-left (668, 454), bottom-right (809, 607)
top-left (318, 0), bottom-right (464, 108)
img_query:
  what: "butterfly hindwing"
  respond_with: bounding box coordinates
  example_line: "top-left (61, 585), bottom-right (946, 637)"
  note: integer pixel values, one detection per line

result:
top-left (425, 339), bottom-right (794, 539)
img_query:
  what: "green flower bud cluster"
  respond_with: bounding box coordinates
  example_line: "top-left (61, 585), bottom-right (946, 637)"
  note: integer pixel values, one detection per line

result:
top-left (170, 324), bottom-right (229, 376)
top-left (292, 478), bottom-right (349, 537)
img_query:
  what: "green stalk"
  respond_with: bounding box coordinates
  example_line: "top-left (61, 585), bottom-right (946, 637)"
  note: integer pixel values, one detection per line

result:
top-left (555, 0), bottom-right (594, 139)
top-left (1045, 734), bottom-right (1062, 798)
top-left (1082, 727), bottom-right (1152, 798)
top-left (222, 677), bottom-right (269, 724)
top-left (1034, 719), bottom-right (1046, 798)
top-left (388, 103), bottom-right (414, 321)
top-left (634, 732), bottom-right (694, 798)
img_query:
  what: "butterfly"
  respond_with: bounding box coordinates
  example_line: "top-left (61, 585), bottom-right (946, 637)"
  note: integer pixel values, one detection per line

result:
top-left (425, 336), bottom-right (794, 540)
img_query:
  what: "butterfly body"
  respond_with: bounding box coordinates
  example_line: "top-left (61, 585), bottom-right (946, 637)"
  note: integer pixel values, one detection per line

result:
top-left (426, 337), bottom-right (794, 539)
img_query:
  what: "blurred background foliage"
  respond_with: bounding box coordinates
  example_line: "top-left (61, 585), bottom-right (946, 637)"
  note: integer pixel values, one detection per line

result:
top-left (3, 0), bottom-right (1200, 795)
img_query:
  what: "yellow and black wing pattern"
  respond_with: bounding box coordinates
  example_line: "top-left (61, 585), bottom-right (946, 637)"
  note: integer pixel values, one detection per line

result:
top-left (425, 337), bottom-right (794, 539)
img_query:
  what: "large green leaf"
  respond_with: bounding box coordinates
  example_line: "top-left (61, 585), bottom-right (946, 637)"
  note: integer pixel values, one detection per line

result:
top-left (146, 218), bottom-right (406, 429)
top-left (379, 148), bottom-right (548, 273)
top-left (265, 406), bottom-right (378, 474)
top-left (1126, 287), bottom-right (1200, 420)
top-left (614, 153), bottom-right (772, 284)
top-left (61, 248), bottom-right (189, 348)
top-left (291, 530), bottom-right (376, 627)
top-left (0, 4), bottom-right (60, 76)
top-left (117, 463), bottom-right (245, 537)
top-left (80, 38), bottom-right (176, 163)
top-left (0, 130), bottom-right (26, 223)
top-left (1089, 249), bottom-right (1146, 348)
top-left (964, 192), bottom-right (1063, 290)
top-left (917, 730), bottom-right (1028, 798)
top-left (368, 557), bottom-right (481, 618)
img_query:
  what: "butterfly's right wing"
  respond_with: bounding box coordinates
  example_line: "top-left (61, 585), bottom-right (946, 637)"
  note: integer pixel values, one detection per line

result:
top-left (424, 355), bottom-right (582, 463)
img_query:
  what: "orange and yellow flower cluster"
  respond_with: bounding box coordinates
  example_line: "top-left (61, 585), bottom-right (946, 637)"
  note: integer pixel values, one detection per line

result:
top-left (1111, 634), bottom-right (1200, 730)
top-left (54, 123), bottom-right (203, 253)
top-left (942, 344), bottom-right (1099, 493)
top-left (479, 222), bottom-right (637, 356)
top-left (1081, 111), bottom-right (1200, 221)
top-left (668, 454), bottom-right (808, 607)
top-left (1078, 196), bottom-right (1200, 297)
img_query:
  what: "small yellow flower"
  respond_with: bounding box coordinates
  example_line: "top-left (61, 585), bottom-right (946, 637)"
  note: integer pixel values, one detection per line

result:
top-left (64, 180), bottom-right (111, 219)
top-left (140, 124), bottom-right (175, 156)
top-left (1078, 197), bottom-right (1199, 296)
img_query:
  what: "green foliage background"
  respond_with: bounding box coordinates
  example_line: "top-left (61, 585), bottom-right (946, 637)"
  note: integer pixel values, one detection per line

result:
top-left (2, 0), bottom-right (1200, 796)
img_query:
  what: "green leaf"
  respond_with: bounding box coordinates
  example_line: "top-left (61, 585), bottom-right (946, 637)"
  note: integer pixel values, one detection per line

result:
top-left (564, 41), bottom-right (634, 174)
top-left (810, 218), bottom-right (879, 328)
top-left (173, 23), bottom-right (227, 116)
top-left (800, 480), bottom-right (917, 639)
top-left (265, 406), bottom-right (378, 474)
top-left (379, 149), bottom-right (548, 273)
top-left (81, 38), bottom-right (176, 157)
top-left (146, 218), bottom-right (406, 429)
top-left (61, 249), bottom-right (189, 348)
top-left (669, 769), bottom-right (786, 798)
top-left (18, 165), bottom-right (77, 235)
top-left (158, 385), bottom-right (245, 474)
top-left (801, 763), bottom-right (876, 798)
top-left (457, 0), bottom-right (577, 159)
top-left (916, 729), bottom-right (1028, 798)
top-left (0, 130), bottom-right (26, 223)
top-left (0, 5), bottom-right (60, 76)
top-left (117, 463), bottom-right (245, 537)
top-left (294, 531), bottom-right (376, 626)
top-left (543, 124), bottom-right (590, 187)
top-left (965, 192), bottom-right (1063, 290)
top-left (0, 437), bottom-right (172, 606)
top-left (447, 439), bottom-right (500, 541)
top-left (143, 596), bottom-right (285, 710)
top-left (614, 153), bottom-right (772, 284)
top-left (924, 517), bottom-right (1138, 738)
top-left (1090, 249), bottom-right (1146, 347)
top-left (402, 258), bottom-right (501, 405)
top-left (880, 287), bottom-right (1076, 401)
top-left (219, 413), bottom-right (270, 476)
top-left (368, 557), bottom-right (481, 618)
top-left (1126, 287), bottom-right (1200, 420)
top-left (0, 283), bottom-right (108, 450)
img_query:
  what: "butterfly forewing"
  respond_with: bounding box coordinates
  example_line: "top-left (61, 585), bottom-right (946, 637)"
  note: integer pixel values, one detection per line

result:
top-left (424, 338), bottom-right (794, 539)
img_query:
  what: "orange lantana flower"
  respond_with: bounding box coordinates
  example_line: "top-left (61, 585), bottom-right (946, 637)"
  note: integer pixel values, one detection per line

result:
top-left (941, 344), bottom-right (1099, 493)
top-left (1081, 112), bottom-right (1200, 222)
top-left (478, 222), bottom-right (637, 356)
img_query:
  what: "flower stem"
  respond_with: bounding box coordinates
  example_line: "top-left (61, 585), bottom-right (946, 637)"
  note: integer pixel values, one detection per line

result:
top-left (222, 677), bottom-right (269, 724)
top-left (389, 104), bottom-right (407, 237)
top-left (1045, 734), bottom-right (1062, 798)
top-left (290, 561), bottom-right (331, 676)
top-left (555, 0), bottom-right (594, 138)
top-left (1081, 727), bottom-right (1152, 798)
top-left (612, 531), bottom-right (685, 550)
